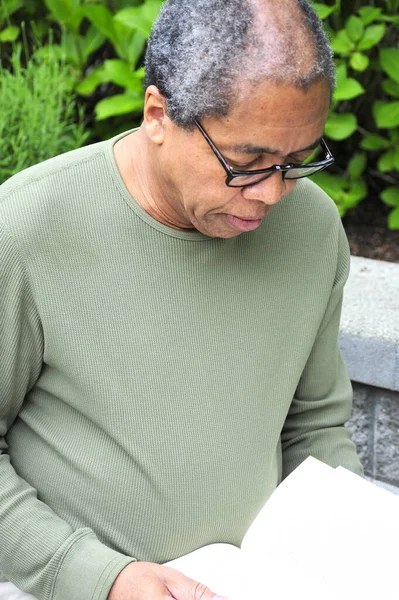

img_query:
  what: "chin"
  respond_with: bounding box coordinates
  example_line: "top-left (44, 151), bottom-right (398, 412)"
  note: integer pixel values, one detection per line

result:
top-left (204, 228), bottom-right (243, 239)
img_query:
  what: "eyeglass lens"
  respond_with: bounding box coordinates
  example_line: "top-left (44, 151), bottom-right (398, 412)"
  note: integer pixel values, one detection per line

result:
top-left (227, 164), bottom-right (328, 187)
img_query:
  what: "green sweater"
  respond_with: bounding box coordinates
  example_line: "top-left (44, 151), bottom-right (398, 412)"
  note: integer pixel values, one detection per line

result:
top-left (0, 130), bottom-right (362, 600)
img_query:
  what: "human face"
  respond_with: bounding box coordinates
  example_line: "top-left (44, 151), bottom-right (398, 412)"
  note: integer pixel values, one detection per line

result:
top-left (155, 79), bottom-right (331, 238)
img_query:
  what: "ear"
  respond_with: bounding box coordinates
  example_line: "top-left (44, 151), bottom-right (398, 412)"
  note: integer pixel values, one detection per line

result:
top-left (143, 85), bottom-right (168, 145)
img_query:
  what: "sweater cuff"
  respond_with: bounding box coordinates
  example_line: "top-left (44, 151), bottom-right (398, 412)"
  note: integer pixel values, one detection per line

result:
top-left (53, 530), bottom-right (136, 600)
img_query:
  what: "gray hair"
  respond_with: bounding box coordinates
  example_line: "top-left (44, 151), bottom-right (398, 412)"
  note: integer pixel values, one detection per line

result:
top-left (145, 0), bottom-right (335, 129)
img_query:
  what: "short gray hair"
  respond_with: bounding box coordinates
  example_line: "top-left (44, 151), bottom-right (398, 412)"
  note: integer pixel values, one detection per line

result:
top-left (145, 0), bottom-right (335, 129)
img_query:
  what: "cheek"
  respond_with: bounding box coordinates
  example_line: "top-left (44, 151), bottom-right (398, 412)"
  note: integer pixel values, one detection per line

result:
top-left (188, 186), bottom-right (237, 219)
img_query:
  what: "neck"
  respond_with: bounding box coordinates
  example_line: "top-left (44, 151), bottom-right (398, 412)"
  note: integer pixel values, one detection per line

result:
top-left (113, 128), bottom-right (193, 231)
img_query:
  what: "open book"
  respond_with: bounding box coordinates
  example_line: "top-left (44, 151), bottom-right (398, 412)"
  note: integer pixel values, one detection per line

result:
top-left (165, 457), bottom-right (399, 600)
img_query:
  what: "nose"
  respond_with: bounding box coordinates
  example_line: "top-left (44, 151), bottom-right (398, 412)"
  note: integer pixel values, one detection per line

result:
top-left (240, 172), bottom-right (293, 206)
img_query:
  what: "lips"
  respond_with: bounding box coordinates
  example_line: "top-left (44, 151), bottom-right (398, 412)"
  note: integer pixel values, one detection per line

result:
top-left (226, 214), bottom-right (264, 232)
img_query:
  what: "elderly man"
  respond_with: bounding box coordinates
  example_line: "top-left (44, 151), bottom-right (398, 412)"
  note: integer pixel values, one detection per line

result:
top-left (0, 0), bottom-right (363, 599)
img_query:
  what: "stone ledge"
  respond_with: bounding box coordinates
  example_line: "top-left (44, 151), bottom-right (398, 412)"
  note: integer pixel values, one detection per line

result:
top-left (366, 477), bottom-right (399, 496)
top-left (347, 383), bottom-right (399, 489)
top-left (339, 256), bottom-right (399, 392)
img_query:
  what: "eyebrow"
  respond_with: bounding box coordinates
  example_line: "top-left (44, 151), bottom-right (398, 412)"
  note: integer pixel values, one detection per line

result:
top-left (226, 138), bottom-right (322, 156)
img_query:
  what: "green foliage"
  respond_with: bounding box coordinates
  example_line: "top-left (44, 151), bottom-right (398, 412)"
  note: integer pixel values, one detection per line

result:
top-left (0, 0), bottom-right (162, 141)
top-left (0, 0), bottom-right (23, 42)
top-left (381, 187), bottom-right (399, 228)
top-left (309, 0), bottom-right (399, 229)
top-left (41, 0), bottom-right (163, 122)
top-left (0, 43), bottom-right (88, 184)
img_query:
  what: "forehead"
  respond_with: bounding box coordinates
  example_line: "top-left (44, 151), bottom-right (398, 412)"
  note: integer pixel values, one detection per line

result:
top-left (203, 79), bottom-right (330, 152)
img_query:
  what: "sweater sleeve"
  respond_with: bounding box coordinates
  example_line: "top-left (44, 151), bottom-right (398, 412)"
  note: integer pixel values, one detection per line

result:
top-left (0, 221), bottom-right (135, 600)
top-left (280, 221), bottom-right (364, 479)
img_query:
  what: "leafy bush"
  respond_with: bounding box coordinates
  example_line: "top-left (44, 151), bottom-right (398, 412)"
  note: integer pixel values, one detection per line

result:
top-left (0, 0), bottom-right (22, 43)
top-left (0, 42), bottom-right (88, 184)
top-left (310, 1), bottom-right (399, 229)
top-left (42, 0), bottom-right (162, 126)
top-left (0, 0), bottom-right (49, 49)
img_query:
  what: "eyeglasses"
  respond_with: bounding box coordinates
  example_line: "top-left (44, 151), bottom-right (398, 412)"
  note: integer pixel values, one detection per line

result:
top-left (194, 119), bottom-right (334, 188)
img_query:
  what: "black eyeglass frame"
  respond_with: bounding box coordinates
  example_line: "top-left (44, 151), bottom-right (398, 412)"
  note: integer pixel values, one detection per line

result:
top-left (194, 119), bottom-right (334, 188)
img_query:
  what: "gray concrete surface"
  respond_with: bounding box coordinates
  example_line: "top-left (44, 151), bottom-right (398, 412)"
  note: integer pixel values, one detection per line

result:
top-left (340, 256), bottom-right (399, 391)
top-left (346, 382), bottom-right (399, 491)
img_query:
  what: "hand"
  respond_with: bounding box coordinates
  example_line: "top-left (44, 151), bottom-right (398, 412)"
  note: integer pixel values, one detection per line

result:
top-left (107, 561), bottom-right (227, 600)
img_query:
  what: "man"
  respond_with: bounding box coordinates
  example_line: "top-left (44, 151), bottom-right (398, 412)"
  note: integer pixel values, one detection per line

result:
top-left (0, 0), bottom-right (363, 599)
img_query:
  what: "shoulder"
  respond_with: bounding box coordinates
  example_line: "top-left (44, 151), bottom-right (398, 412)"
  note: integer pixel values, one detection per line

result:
top-left (0, 140), bottom-right (109, 248)
top-left (290, 177), bottom-right (341, 227)
top-left (248, 177), bottom-right (349, 285)
top-left (0, 140), bottom-right (106, 205)
top-left (268, 177), bottom-right (344, 245)
top-left (291, 178), bottom-right (350, 283)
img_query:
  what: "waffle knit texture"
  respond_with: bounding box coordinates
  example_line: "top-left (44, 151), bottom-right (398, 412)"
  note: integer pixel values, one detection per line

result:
top-left (0, 130), bottom-right (363, 600)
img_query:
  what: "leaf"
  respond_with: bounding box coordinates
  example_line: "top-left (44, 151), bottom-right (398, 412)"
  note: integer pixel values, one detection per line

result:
top-left (325, 113), bottom-right (357, 141)
top-left (311, 3), bottom-right (336, 19)
top-left (390, 129), bottom-right (399, 144)
top-left (44, 0), bottom-right (83, 31)
top-left (76, 65), bottom-right (108, 96)
top-left (360, 135), bottom-right (390, 151)
top-left (103, 59), bottom-right (144, 91)
top-left (44, 0), bottom-right (72, 23)
top-left (0, 25), bottom-right (19, 42)
top-left (395, 148), bottom-right (399, 171)
top-left (342, 180), bottom-right (367, 208)
top-left (138, 0), bottom-right (163, 23)
top-left (126, 31), bottom-right (146, 68)
top-left (33, 44), bottom-right (66, 62)
top-left (388, 207), bottom-right (399, 230)
top-left (383, 79), bottom-right (399, 98)
top-left (0, 0), bottom-right (23, 27)
top-left (358, 7), bottom-right (382, 26)
top-left (331, 30), bottom-right (355, 55)
top-left (357, 25), bottom-right (386, 51)
top-left (83, 5), bottom-right (117, 45)
top-left (377, 150), bottom-right (395, 172)
top-left (380, 49), bottom-right (399, 85)
top-left (350, 52), bottom-right (369, 72)
top-left (30, 19), bottom-right (50, 41)
top-left (345, 16), bottom-right (364, 43)
top-left (335, 63), bottom-right (347, 87)
top-left (95, 93), bottom-right (144, 120)
top-left (348, 153), bottom-right (367, 179)
top-left (379, 15), bottom-right (399, 26)
top-left (111, 22), bottom-right (135, 61)
top-left (67, 7), bottom-right (84, 33)
top-left (310, 172), bottom-right (345, 203)
top-left (103, 59), bottom-right (133, 87)
top-left (114, 0), bottom-right (162, 36)
top-left (61, 30), bottom-right (86, 68)
top-left (81, 25), bottom-right (106, 62)
top-left (373, 101), bottom-right (399, 129)
top-left (380, 187), bottom-right (399, 207)
top-left (334, 78), bottom-right (365, 101)
top-left (114, 11), bottom-right (151, 37)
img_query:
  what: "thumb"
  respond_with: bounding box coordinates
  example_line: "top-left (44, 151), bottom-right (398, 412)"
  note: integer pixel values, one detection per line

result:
top-left (164, 570), bottom-right (227, 600)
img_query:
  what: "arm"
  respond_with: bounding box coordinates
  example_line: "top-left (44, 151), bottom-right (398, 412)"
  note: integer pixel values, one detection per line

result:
top-left (0, 221), bottom-right (135, 600)
top-left (281, 223), bottom-right (363, 479)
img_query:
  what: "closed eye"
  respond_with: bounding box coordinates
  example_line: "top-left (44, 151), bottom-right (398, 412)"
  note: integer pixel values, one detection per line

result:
top-left (228, 156), bottom-right (265, 170)
top-left (228, 148), bottom-right (319, 170)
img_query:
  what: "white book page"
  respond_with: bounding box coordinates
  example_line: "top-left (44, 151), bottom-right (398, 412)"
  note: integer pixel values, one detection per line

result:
top-left (240, 457), bottom-right (399, 599)
top-left (165, 457), bottom-right (399, 599)
top-left (165, 543), bottom-right (241, 599)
